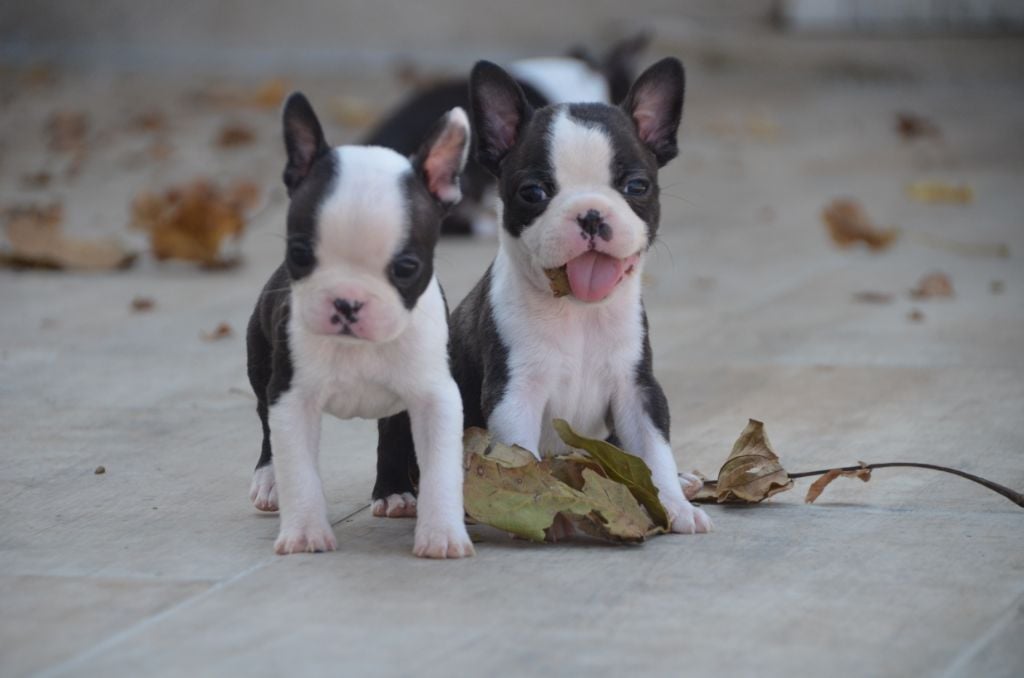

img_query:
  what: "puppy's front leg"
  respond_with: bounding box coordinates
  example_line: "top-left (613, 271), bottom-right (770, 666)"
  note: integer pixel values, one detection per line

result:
top-left (611, 380), bottom-right (712, 535)
top-left (269, 392), bottom-right (337, 554)
top-left (407, 379), bottom-right (474, 558)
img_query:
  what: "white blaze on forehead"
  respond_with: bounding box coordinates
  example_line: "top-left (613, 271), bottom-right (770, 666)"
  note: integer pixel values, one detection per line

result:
top-left (508, 58), bottom-right (610, 104)
top-left (316, 146), bottom-right (410, 268)
top-left (548, 108), bottom-right (614, 190)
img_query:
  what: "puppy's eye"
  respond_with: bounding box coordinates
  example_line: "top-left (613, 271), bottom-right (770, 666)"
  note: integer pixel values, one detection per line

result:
top-left (518, 184), bottom-right (548, 204)
top-left (391, 255), bottom-right (421, 281)
top-left (288, 242), bottom-right (315, 269)
top-left (623, 178), bottom-right (651, 197)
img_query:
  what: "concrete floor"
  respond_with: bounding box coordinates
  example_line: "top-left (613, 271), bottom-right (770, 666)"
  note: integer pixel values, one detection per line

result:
top-left (1, 36), bottom-right (1023, 677)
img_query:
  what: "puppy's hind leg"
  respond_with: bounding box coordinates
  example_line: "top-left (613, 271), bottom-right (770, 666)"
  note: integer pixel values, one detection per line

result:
top-left (372, 412), bottom-right (420, 518)
top-left (247, 313), bottom-right (278, 512)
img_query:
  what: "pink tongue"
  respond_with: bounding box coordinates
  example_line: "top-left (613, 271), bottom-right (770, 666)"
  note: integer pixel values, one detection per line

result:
top-left (565, 251), bottom-right (626, 302)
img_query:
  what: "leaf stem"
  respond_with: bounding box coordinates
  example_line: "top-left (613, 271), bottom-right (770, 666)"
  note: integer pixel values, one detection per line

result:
top-left (702, 463), bottom-right (1024, 508)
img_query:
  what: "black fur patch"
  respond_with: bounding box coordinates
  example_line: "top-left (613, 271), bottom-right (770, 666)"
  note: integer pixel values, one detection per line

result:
top-left (389, 171), bottom-right (444, 309)
top-left (448, 264), bottom-right (510, 428)
top-left (284, 150), bottom-right (339, 281)
top-left (492, 106), bottom-right (560, 237)
top-left (634, 306), bottom-right (670, 440)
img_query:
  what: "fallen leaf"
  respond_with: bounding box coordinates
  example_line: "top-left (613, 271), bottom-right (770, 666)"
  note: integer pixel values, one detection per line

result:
top-left (20, 171), bottom-right (52, 189)
top-left (462, 427), bottom-right (537, 468)
top-left (805, 463), bottom-right (871, 503)
top-left (131, 111), bottom-right (167, 132)
top-left (94, 465), bottom-right (106, 475)
top-left (23, 63), bottom-right (58, 88)
top-left (906, 181), bottom-right (973, 204)
top-left (575, 469), bottom-right (657, 542)
top-left (201, 322), bottom-right (233, 341)
top-left (131, 296), bottom-right (155, 312)
top-left (990, 280), bottom-right (1005, 295)
top-left (216, 122), bottom-right (256, 148)
top-left (822, 199), bottom-right (899, 251)
top-left (544, 266), bottom-right (571, 297)
top-left (463, 452), bottom-right (594, 542)
top-left (252, 78), bottom-right (287, 108)
top-left (194, 78), bottom-right (288, 109)
top-left (908, 308), bottom-right (925, 322)
top-left (47, 111), bottom-right (88, 152)
top-left (131, 179), bottom-right (259, 267)
top-left (713, 419), bottom-right (793, 503)
top-left (852, 291), bottom-right (893, 304)
top-left (2, 204), bottom-right (136, 271)
top-left (553, 419), bottom-right (670, 529)
top-left (910, 271), bottom-right (954, 299)
top-left (895, 112), bottom-right (941, 140)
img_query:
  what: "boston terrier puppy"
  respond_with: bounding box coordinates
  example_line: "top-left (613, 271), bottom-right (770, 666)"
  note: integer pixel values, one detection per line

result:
top-left (246, 92), bottom-right (474, 558)
top-left (445, 57), bottom-right (712, 534)
top-left (363, 33), bottom-right (651, 237)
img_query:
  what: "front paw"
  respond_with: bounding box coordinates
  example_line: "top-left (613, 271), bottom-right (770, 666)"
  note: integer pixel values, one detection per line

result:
top-left (413, 519), bottom-right (475, 559)
top-left (249, 465), bottom-right (279, 512)
top-left (371, 492), bottom-right (417, 518)
top-left (666, 499), bottom-right (712, 535)
top-left (274, 516), bottom-right (337, 554)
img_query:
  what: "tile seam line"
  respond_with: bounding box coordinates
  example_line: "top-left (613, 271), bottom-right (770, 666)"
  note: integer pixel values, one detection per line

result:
top-left (32, 503), bottom-right (370, 678)
top-left (937, 586), bottom-right (1024, 678)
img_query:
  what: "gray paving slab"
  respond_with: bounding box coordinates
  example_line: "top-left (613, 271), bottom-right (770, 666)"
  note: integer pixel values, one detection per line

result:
top-left (1, 35), bottom-right (1023, 678)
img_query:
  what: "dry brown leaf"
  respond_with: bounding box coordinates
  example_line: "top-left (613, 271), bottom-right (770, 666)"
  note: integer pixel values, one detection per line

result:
top-left (192, 78), bottom-right (288, 109)
top-left (21, 172), bottom-right (52, 189)
top-left (131, 179), bottom-right (259, 267)
top-left (895, 112), bottom-right (941, 140)
top-left (47, 111), bottom-right (88, 152)
top-left (94, 465), bottom-right (106, 475)
top-left (2, 204), bottom-right (136, 271)
top-left (910, 271), bottom-right (954, 299)
top-left (906, 181), bottom-right (973, 204)
top-left (216, 122), bottom-right (256, 148)
top-left (714, 419), bottom-right (793, 503)
top-left (908, 308), bottom-right (925, 322)
top-left (202, 322), bottom-right (233, 341)
top-left (131, 111), bottom-right (167, 133)
top-left (822, 199), bottom-right (899, 251)
top-left (852, 291), bottom-right (893, 304)
top-left (544, 266), bottom-right (571, 297)
top-left (990, 280), bottom-right (1005, 295)
top-left (131, 296), bottom-right (155, 312)
top-left (805, 463), bottom-right (872, 503)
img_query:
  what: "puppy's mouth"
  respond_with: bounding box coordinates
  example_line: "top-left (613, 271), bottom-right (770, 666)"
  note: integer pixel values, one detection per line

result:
top-left (545, 251), bottom-right (639, 302)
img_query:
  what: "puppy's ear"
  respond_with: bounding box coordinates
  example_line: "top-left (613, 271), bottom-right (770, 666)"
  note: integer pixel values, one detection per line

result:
top-left (281, 92), bottom-right (329, 194)
top-left (621, 57), bottom-right (684, 167)
top-left (469, 61), bottom-right (532, 176)
top-left (413, 107), bottom-right (471, 207)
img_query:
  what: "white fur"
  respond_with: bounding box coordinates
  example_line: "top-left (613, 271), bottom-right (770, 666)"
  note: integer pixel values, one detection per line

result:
top-left (508, 57), bottom-right (610, 105)
top-left (486, 111), bottom-right (711, 534)
top-left (267, 142), bottom-right (473, 559)
top-left (249, 464), bottom-right (278, 512)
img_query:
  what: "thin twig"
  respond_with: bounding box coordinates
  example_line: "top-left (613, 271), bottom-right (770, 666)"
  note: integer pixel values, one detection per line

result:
top-left (702, 463), bottom-right (1024, 508)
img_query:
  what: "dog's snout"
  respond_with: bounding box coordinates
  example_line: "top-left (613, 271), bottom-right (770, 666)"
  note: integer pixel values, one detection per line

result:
top-left (576, 209), bottom-right (612, 242)
top-left (333, 298), bottom-right (364, 322)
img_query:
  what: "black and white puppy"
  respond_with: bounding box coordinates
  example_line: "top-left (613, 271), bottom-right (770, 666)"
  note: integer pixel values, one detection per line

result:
top-left (447, 58), bottom-right (712, 534)
top-left (246, 92), bottom-right (474, 558)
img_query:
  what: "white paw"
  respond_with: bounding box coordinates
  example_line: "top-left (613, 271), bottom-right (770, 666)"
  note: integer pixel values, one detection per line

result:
top-left (679, 472), bottom-right (704, 500)
top-left (249, 465), bottom-right (279, 512)
top-left (371, 492), bottom-right (418, 518)
top-left (666, 498), bottom-right (713, 535)
top-left (413, 519), bottom-right (475, 559)
top-left (274, 516), bottom-right (337, 555)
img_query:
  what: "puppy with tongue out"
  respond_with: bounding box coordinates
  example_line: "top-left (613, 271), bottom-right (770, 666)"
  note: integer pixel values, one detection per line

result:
top-left (438, 57), bottom-right (710, 534)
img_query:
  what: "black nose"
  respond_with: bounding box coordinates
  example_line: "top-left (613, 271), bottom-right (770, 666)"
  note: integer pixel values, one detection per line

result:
top-left (577, 209), bottom-right (612, 241)
top-left (333, 298), bottom-right (363, 321)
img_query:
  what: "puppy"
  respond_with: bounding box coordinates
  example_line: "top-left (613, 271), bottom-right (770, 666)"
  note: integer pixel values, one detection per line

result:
top-left (445, 58), bottom-right (711, 534)
top-left (246, 92), bottom-right (474, 558)
top-left (362, 33), bottom-right (651, 236)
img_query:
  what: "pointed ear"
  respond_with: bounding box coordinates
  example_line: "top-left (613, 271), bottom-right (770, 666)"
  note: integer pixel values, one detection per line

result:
top-left (281, 92), bottom-right (329, 194)
top-left (469, 60), bottom-right (532, 176)
top-left (621, 57), bottom-right (684, 167)
top-left (413, 107), bottom-right (471, 207)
